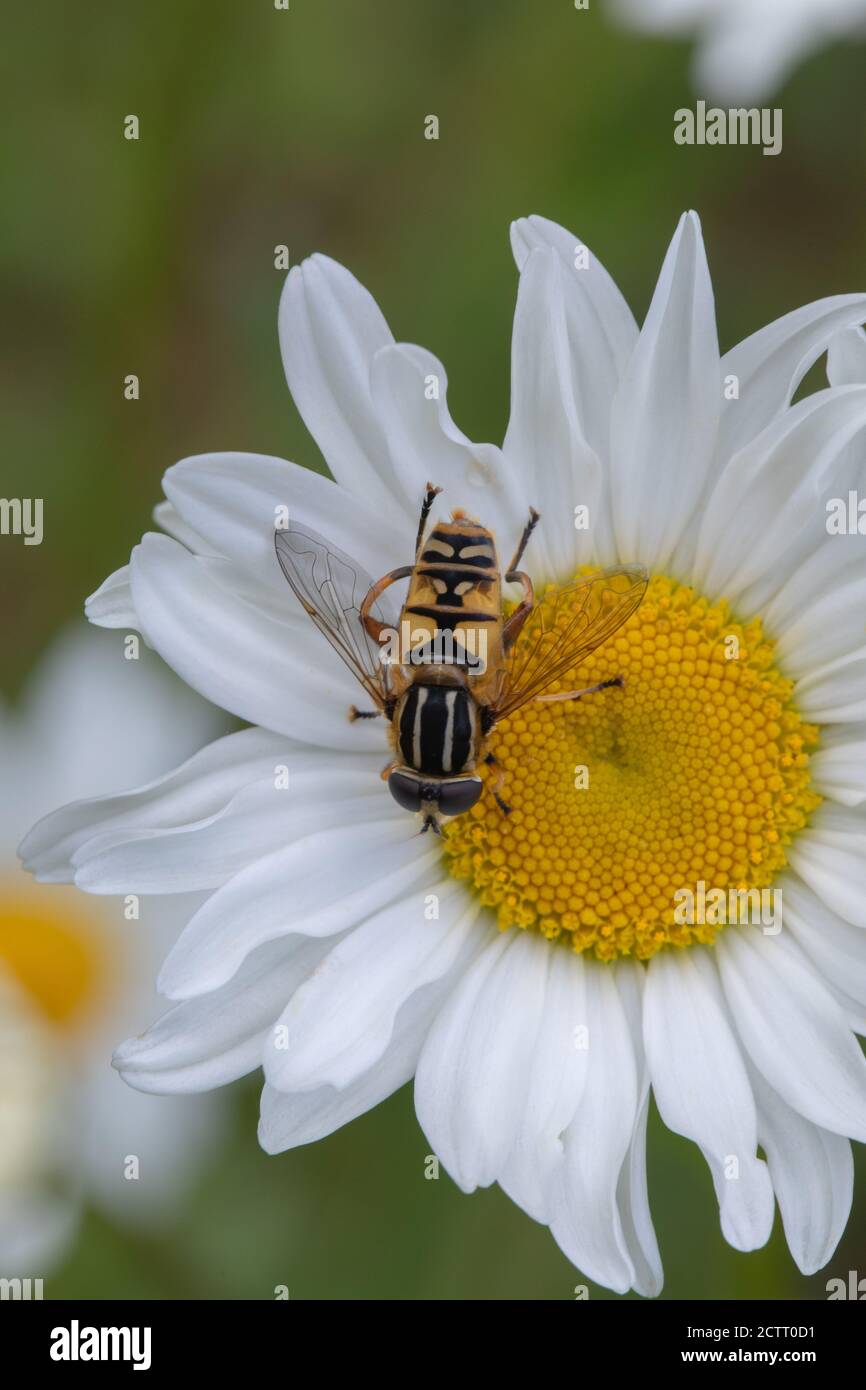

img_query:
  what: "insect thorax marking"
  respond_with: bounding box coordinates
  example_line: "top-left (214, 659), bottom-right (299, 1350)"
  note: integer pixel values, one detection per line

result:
top-left (409, 525), bottom-right (499, 633)
top-left (397, 685), bottom-right (477, 775)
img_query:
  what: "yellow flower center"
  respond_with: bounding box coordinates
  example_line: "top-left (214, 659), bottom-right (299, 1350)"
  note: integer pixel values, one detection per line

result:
top-left (0, 875), bottom-right (109, 1028)
top-left (442, 573), bottom-right (821, 961)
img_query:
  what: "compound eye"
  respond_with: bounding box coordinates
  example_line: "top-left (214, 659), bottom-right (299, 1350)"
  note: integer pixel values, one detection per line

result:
top-left (437, 776), bottom-right (483, 817)
top-left (387, 770), bottom-right (424, 812)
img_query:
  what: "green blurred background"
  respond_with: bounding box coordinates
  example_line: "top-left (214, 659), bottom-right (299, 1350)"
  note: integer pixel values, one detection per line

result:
top-left (3, 0), bottom-right (866, 1298)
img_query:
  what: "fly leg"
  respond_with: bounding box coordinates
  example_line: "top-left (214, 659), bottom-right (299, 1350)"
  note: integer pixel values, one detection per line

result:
top-left (502, 569), bottom-right (535, 652)
top-left (485, 752), bottom-right (511, 816)
top-left (416, 482), bottom-right (443, 557)
top-left (359, 566), bottom-right (414, 643)
top-left (501, 507), bottom-right (540, 653)
top-left (535, 676), bottom-right (624, 704)
top-left (507, 506), bottom-right (540, 574)
top-left (349, 706), bottom-right (382, 721)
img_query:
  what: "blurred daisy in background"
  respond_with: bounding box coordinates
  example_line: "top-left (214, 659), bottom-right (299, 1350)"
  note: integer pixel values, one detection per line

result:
top-left (610, 0), bottom-right (866, 101)
top-left (21, 213), bottom-right (866, 1294)
top-left (2, 626), bottom-right (223, 1276)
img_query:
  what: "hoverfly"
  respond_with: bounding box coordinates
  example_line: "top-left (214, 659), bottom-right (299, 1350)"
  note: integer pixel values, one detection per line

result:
top-left (275, 485), bottom-right (647, 834)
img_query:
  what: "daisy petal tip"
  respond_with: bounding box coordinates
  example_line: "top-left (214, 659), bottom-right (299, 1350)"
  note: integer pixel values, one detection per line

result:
top-left (111, 1037), bottom-right (139, 1071)
top-left (508, 216), bottom-right (532, 268)
top-left (70, 864), bottom-right (112, 896)
top-left (636, 1272), bottom-right (664, 1300)
top-left (256, 1120), bottom-right (281, 1157)
top-left (719, 1166), bottom-right (776, 1254)
top-left (154, 964), bottom-right (191, 1004)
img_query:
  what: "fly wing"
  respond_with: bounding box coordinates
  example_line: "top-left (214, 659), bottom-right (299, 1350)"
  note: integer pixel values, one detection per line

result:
top-left (493, 565), bottom-right (648, 721)
top-left (274, 523), bottom-right (392, 709)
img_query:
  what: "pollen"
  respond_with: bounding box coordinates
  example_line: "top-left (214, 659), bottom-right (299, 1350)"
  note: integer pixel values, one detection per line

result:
top-left (441, 574), bottom-right (821, 961)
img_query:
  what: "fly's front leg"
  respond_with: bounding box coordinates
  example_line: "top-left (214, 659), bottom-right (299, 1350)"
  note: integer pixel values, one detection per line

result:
top-left (484, 751), bottom-right (511, 816)
top-left (507, 506), bottom-right (540, 575)
top-left (359, 566), bottom-right (413, 643)
top-left (416, 482), bottom-right (443, 557)
top-left (502, 506), bottom-right (540, 652)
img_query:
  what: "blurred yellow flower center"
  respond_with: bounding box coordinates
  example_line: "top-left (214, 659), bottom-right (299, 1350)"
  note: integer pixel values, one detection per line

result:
top-left (442, 574), bottom-right (821, 961)
top-left (0, 877), bottom-right (107, 1028)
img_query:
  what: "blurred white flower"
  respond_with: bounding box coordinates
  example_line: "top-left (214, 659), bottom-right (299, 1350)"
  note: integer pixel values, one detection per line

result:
top-left (1, 626), bottom-right (223, 1276)
top-left (610, 0), bottom-right (866, 102)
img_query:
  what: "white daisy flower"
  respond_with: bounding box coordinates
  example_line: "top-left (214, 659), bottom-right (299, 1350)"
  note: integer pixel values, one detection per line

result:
top-left (21, 211), bottom-right (866, 1296)
top-left (3, 626), bottom-right (223, 1276)
top-left (610, 0), bottom-right (866, 102)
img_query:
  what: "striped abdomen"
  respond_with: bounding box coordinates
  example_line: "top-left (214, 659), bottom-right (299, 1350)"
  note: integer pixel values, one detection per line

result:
top-left (396, 685), bottom-right (479, 775)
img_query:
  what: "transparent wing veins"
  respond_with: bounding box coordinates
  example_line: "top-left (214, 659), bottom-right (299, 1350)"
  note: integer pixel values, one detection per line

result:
top-left (274, 523), bottom-right (391, 709)
top-left (494, 565), bottom-right (648, 720)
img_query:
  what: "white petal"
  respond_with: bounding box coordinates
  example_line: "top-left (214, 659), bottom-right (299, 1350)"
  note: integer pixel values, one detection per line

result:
top-left (258, 938), bottom-right (485, 1153)
top-left (278, 254), bottom-right (408, 516)
top-left (162, 451), bottom-right (407, 594)
top-left (547, 961), bottom-right (639, 1293)
top-left (643, 947), bottom-right (774, 1251)
top-left (510, 214), bottom-right (638, 463)
top-left (502, 246), bottom-right (603, 577)
top-left (613, 961), bottom-right (664, 1298)
top-left (693, 385), bottom-right (866, 604)
top-left (788, 805), bottom-right (866, 927)
top-left (85, 565), bottom-right (137, 629)
top-left (414, 929), bottom-right (548, 1192)
top-left (369, 342), bottom-right (529, 545)
top-left (718, 926), bottom-right (866, 1141)
top-left (748, 1063), bottom-right (853, 1276)
top-left (810, 723), bottom-right (866, 806)
top-left (70, 765), bottom-right (390, 894)
top-left (114, 935), bottom-right (336, 1094)
top-left (767, 539), bottom-right (866, 676)
top-left (795, 646), bottom-right (866, 723)
top-left (264, 886), bottom-right (478, 1092)
top-left (160, 817), bottom-right (438, 998)
top-left (718, 295), bottom-right (866, 463)
top-left (498, 947), bottom-right (591, 1223)
top-left (20, 726), bottom-right (288, 881)
top-left (609, 211), bottom-right (720, 571)
top-left (129, 531), bottom-right (388, 748)
top-left (827, 325), bottom-right (866, 387)
top-left (782, 873), bottom-right (866, 1010)
top-left (152, 499), bottom-right (218, 555)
